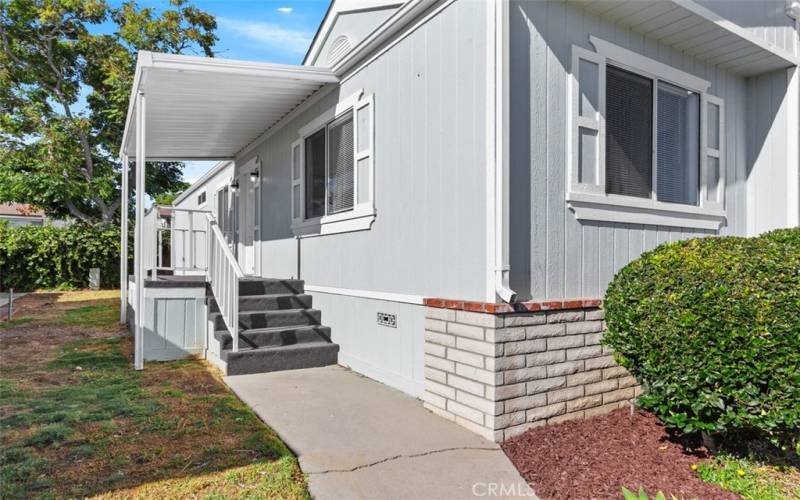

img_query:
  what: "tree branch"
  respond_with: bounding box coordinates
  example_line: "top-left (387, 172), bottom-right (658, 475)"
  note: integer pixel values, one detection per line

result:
top-left (65, 200), bottom-right (94, 223)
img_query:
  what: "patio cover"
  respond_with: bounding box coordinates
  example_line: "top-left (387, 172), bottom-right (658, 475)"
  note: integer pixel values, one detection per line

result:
top-left (120, 51), bottom-right (339, 160)
top-left (118, 51), bottom-right (338, 369)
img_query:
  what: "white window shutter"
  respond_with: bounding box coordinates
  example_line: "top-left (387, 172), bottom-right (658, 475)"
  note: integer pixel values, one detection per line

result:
top-left (291, 139), bottom-right (303, 223)
top-left (569, 45), bottom-right (605, 195)
top-left (353, 94), bottom-right (374, 207)
top-left (701, 94), bottom-right (725, 211)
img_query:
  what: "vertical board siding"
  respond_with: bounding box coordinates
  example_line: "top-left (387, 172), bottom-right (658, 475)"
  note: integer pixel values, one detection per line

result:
top-left (746, 69), bottom-right (793, 236)
top-left (246, 0), bottom-right (488, 301)
top-left (511, 0), bottom-right (752, 301)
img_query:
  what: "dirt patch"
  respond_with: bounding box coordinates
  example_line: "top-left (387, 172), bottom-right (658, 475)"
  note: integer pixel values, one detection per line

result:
top-left (502, 409), bottom-right (738, 500)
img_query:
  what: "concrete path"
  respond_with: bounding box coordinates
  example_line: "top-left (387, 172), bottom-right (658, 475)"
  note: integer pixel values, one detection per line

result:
top-left (225, 366), bottom-right (537, 500)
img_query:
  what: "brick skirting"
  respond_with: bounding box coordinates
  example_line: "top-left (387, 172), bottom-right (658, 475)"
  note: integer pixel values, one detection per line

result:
top-left (422, 301), bottom-right (641, 442)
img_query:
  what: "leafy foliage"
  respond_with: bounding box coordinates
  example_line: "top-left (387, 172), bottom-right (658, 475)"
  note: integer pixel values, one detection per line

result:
top-left (0, 0), bottom-right (216, 224)
top-left (603, 229), bottom-right (800, 447)
top-left (0, 222), bottom-right (121, 290)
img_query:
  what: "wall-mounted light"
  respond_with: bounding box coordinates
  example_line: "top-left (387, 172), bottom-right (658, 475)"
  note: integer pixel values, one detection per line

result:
top-left (250, 170), bottom-right (259, 183)
top-left (230, 180), bottom-right (239, 193)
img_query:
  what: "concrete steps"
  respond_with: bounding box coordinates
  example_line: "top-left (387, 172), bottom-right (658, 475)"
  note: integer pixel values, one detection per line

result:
top-left (209, 278), bottom-right (338, 375)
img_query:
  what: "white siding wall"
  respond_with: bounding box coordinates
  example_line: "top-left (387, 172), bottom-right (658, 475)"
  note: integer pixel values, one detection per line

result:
top-left (746, 68), bottom-right (798, 235)
top-left (246, 0), bottom-right (489, 301)
top-left (508, 0), bottom-right (788, 301)
top-left (235, 0), bottom-right (487, 396)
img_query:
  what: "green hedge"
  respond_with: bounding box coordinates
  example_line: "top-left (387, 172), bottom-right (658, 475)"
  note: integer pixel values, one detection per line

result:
top-left (603, 228), bottom-right (800, 446)
top-left (0, 223), bottom-right (121, 291)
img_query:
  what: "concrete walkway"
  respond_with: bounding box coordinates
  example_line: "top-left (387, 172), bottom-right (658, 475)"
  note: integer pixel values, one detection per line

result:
top-left (225, 366), bottom-right (537, 500)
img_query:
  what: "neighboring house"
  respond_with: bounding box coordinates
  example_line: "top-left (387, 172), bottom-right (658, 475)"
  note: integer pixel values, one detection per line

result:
top-left (0, 203), bottom-right (48, 227)
top-left (121, 0), bottom-right (800, 441)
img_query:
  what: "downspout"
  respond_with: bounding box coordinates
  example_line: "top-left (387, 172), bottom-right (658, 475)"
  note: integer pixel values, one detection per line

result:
top-left (787, 0), bottom-right (800, 226)
top-left (488, 0), bottom-right (517, 304)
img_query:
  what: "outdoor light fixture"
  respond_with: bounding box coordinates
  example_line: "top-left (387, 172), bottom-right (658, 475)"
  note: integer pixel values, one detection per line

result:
top-left (250, 170), bottom-right (259, 183)
top-left (230, 180), bottom-right (239, 193)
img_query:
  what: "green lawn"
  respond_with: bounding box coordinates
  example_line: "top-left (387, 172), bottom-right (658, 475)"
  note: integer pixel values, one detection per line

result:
top-left (0, 291), bottom-right (308, 499)
top-left (697, 446), bottom-right (800, 499)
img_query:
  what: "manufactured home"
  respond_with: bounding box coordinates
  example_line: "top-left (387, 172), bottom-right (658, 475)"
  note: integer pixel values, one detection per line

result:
top-left (120, 0), bottom-right (800, 441)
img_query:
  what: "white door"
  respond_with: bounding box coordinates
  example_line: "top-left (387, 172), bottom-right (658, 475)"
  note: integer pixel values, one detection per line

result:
top-left (238, 162), bottom-right (259, 276)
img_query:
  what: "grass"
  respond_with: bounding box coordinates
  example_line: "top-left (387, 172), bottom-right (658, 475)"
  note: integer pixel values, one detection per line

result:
top-left (60, 304), bottom-right (121, 328)
top-left (0, 317), bottom-right (33, 329)
top-left (697, 446), bottom-right (800, 500)
top-left (0, 290), bottom-right (308, 499)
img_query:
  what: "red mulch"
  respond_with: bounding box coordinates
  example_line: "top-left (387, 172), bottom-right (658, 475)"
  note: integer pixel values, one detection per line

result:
top-left (502, 409), bottom-right (738, 500)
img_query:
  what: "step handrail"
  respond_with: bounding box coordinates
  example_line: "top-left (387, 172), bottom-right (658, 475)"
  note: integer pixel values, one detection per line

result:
top-left (205, 213), bottom-right (244, 352)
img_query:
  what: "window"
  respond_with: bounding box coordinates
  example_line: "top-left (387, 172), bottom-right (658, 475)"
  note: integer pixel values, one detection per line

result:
top-left (605, 66), bottom-right (653, 199)
top-left (568, 37), bottom-right (725, 230)
top-left (327, 112), bottom-right (354, 214)
top-left (305, 128), bottom-right (326, 218)
top-left (197, 191), bottom-right (206, 206)
top-left (291, 91), bottom-right (375, 235)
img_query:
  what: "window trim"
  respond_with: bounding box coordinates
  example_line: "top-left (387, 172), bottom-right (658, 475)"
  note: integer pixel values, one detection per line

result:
top-left (197, 191), bottom-right (207, 207)
top-left (567, 37), bottom-right (726, 230)
top-left (291, 89), bottom-right (376, 237)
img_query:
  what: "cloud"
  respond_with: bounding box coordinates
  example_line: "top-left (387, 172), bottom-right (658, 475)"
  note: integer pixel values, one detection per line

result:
top-left (219, 17), bottom-right (312, 55)
top-left (277, 7), bottom-right (293, 14)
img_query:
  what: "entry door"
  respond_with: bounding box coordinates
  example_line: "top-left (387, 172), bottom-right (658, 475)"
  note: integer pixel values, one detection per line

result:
top-left (238, 168), bottom-right (257, 276)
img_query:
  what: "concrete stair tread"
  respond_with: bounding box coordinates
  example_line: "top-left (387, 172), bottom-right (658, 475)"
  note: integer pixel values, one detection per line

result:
top-left (208, 293), bottom-right (313, 312)
top-left (209, 308), bottom-right (320, 317)
top-left (223, 340), bottom-right (338, 355)
top-left (215, 323), bottom-right (330, 336)
top-left (221, 341), bottom-right (339, 375)
top-left (238, 278), bottom-right (305, 296)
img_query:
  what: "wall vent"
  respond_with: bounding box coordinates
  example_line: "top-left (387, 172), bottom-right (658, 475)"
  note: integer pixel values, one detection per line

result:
top-left (377, 312), bottom-right (397, 328)
top-left (327, 35), bottom-right (352, 65)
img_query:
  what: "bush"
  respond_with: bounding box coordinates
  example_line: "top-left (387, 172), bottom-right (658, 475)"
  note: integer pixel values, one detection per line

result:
top-left (0, 223), bottom-right (121, 291)
top-left (761, 227), bottom-right (800, 247)
top-left (603, 229), bottom-right (800, 446)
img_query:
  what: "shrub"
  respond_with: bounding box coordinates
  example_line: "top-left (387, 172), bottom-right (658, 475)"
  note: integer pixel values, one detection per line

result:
top-left (0, 223), bottom-right (121, 291)
top-left (603, 229), bottom-right (800, 446)
top-left (761, 227), bottom-right (800, 247)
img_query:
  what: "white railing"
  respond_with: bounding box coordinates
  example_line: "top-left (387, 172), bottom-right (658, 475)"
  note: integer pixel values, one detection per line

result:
top-left (142, 207), bottom-right (159, 277)
top-left (206, 213), bottom-right (243, 352)
top-left (143, 206), bottom-right (242, 351)
top-left (143, 206), bottom-right (210, 278)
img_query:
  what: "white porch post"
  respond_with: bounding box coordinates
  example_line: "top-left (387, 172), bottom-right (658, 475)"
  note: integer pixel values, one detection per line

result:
top-left (134, 92), bottom-right (146, 370)
top-left (119, 154), bottom-right (129, 324)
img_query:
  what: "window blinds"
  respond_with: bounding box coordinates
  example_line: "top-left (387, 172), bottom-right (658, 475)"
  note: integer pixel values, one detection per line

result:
top-left (605, 66), bottom-right (653, 199)
top-left (327, 113), bottom-right (354, 214)
top-left (657, 82), bottom-right (699, 205)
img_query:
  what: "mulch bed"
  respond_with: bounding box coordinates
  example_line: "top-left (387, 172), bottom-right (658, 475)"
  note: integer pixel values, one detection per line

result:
top-left (502, 409), bottom-right (738, 499)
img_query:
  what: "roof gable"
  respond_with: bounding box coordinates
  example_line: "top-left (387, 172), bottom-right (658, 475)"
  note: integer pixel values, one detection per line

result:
top-left (304, 0), bottom-right (404, 67)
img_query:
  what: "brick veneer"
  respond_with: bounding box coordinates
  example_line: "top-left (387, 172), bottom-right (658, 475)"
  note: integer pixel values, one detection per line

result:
top-left (422, 300), bottom-right (641, 442)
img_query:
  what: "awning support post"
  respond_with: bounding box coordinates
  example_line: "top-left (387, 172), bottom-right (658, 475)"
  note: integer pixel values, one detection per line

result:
top-left (119, 154), bottom-right (129, 324)
top-left (134, 92), bottom-right (146, 371)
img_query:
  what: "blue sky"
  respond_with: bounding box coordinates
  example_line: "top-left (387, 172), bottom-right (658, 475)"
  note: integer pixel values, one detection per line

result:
top-left (110, 0), bottom-right (330, 183)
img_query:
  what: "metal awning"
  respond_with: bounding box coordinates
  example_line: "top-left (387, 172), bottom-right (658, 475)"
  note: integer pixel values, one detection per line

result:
top-left (567, 0), bottom-right (799, 77)
top-left (120, 51), bottom-right (339, 160)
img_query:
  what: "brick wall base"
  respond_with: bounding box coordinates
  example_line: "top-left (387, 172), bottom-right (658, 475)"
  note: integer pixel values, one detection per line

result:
top-left (423, 303), bottom-right (641, 442)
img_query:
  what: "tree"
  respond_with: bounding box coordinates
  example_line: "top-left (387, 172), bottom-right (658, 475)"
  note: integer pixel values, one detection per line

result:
top-left (0, 0), bottom-right (216, 225)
